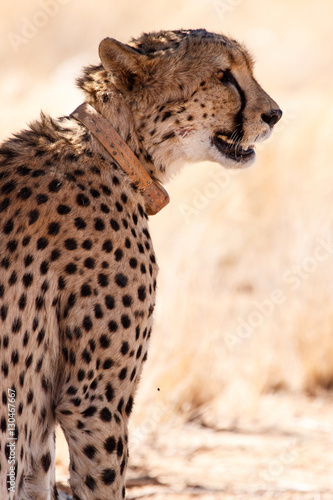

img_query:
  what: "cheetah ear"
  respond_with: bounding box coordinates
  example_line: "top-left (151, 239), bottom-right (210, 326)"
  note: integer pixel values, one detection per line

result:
top-left (99, 38), bottom-right (147, 91)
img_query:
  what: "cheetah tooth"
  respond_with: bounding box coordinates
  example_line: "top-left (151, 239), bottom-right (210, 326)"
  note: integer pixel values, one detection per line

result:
top-left (217, 134), bottom-right (234, 145)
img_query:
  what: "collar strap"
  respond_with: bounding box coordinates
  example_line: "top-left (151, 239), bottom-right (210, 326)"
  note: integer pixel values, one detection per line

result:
top-left (70, 102), bottom-right (169, 215)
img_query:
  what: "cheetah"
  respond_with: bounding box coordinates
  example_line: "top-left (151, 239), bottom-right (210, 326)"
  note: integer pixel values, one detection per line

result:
top-left (0, 29), bottom-right (281, 500)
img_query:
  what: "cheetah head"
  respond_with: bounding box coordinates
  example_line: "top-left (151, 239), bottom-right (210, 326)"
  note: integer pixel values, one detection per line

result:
top-left (79, 29), bottom-right (282, 182)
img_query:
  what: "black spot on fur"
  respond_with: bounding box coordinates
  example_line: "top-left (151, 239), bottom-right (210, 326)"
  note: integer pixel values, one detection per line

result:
top-left (2, 180), bottom-right (17, 195)
top-left (83, 445), bottom-right (97, 459)
top-left (85, 475), bottom-right (96, 491)
top-left (18, 187), bottom-right (32, 200)
top-left (36, 193), bottom-right (48, 204)
top-left (100, 407), bottom-right (112, 422)
top-left (57, 204), bottom-right (71, 215)
top-left (48, 179), bottom-right (62, 192)
top-left (105, 383), bottom-right (114, 402)
top-left (41, 452), bottom-right (51, 472)
top-left (101, 468), bottom-right (116, 485)
top-left (76, 193), bottom-right (90, 206)
top-left (161, 111), bottom-right (173, 122)
top-left (115, 273), bottom-right (128, 288)
top-left (99, 334), bottom-right (110, 349)
top-left (81, 406), bottom-right (97, 418)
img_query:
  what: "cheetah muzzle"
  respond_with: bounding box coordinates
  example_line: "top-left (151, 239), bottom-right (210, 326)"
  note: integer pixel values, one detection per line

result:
top-left (0, 28), bottom-right (281, 500)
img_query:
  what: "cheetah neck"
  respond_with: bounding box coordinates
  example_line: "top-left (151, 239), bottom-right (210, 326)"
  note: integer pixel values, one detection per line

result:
top-left (71, 102), bottom-right (169, 216)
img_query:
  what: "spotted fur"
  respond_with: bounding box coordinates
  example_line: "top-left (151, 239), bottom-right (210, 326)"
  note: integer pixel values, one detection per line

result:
top-left (0, 29), bottom-right (281, 500)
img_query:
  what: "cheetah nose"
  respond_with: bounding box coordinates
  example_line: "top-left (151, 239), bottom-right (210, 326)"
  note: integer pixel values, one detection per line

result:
top-left (261, 108), bottom-right (282, 127)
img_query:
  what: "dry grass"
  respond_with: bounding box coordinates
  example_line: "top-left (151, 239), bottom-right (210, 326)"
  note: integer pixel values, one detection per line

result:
top-left (1, 0), bottom-right (333, 432)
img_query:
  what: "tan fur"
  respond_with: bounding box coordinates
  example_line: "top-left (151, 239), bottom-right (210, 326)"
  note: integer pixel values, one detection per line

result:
top-left (0, 29), bottom-right (281, 500)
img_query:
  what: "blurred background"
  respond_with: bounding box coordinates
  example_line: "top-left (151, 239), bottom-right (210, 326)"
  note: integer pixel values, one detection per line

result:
top-left (1, 0), bottom-right (333, 497)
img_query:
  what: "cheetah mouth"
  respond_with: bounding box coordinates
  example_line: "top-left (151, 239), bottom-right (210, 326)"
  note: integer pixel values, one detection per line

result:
top-left (213, 132), bottom-right (255, 163)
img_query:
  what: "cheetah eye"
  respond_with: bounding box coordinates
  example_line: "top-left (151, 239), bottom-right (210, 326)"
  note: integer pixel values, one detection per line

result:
top-left (216, 69), bottom-right (233, 84)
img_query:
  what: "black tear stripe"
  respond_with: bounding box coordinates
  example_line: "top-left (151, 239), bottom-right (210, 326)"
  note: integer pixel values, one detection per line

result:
top-left (224, 70), bottom-right (247, 140)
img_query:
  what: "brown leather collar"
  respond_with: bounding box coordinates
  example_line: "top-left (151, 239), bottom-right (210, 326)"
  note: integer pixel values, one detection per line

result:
top-left (71, 102), bottom-right (169, 215)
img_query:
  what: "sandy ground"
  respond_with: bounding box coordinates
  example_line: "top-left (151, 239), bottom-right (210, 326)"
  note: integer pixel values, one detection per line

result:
top-left (56, 393), bottom-right (333, 500)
